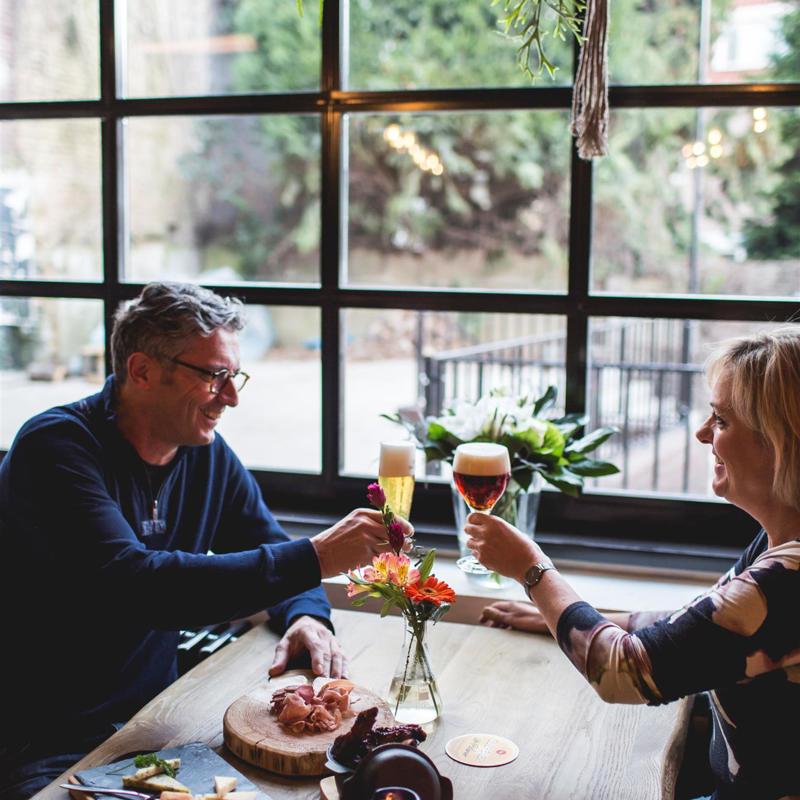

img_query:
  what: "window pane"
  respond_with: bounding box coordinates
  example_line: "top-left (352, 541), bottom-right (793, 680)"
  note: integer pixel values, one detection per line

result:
top-left (0, 119), bottom-right (102, 281)
top-left (0, 0), bottom-right (99, 101)
top-left (343, 309), bottom-right (566, 476)
top-left (348, 0), bottom-right (572, 90)
top-left (123, 0), bottom-right (320, 97)
top-left (609, 0), bottom-right (798, 85)
top-left (0, 297), bottom-right (104, 449)
top-left (346, 112), bottom-right (570, 292)
top-left (592, 107), bottom-right (800, 297)
top-left (587, 318), bottom-right (786, 498)
top-left (125, 115), bottom-right (320, 284)
top-left (216, 306), bottom-right (320, 472)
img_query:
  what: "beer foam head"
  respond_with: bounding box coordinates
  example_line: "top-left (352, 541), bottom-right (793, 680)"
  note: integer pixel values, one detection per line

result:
top-left (453, 442), bottom-right (511, 475)
top-left (379, 441), bottom-right (416, 476)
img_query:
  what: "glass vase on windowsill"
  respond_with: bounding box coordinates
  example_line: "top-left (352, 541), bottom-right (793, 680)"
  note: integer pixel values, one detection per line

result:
top-left (451, 473), bottom-right (542, 588)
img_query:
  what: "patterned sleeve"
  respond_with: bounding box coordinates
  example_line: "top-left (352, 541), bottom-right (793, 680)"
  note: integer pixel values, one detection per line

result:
top-left (555, 538), bottom-right (800, 706)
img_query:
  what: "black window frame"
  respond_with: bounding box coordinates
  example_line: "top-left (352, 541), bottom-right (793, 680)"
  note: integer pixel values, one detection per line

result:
top-left (1, 0), bottom-right (799, 563)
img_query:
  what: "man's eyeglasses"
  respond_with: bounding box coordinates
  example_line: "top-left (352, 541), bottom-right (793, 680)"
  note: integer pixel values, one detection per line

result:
top-left (170, 358), bottom-right (250, 395)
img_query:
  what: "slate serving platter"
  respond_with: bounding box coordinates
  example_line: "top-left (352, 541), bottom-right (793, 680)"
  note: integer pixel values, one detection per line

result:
top-left (73, 742), bottom-right (271, 799)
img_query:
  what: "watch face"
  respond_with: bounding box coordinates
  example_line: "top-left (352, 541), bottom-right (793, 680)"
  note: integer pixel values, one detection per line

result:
top-left (525, 563), bottom-right (550, 588)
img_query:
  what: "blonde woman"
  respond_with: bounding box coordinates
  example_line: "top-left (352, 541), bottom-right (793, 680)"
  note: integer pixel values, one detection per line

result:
top-left (467, 328), bottom-right (800, 800)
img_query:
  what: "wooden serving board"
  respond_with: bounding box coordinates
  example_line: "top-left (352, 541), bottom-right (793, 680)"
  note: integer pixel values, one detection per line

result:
top-left (223, 673), bottom-right (395, 777)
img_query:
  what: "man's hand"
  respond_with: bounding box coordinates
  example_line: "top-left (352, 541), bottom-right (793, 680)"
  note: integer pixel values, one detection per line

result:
top-left (311, 509), bottom-right (413, 578)
top-left (479, 600), bottom-right (551, 635)
top-left (269, 615), bottom-right (348, 678)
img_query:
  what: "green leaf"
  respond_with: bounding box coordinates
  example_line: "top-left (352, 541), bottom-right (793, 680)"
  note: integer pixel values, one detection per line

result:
top-left (426, 421), bottom-right (452, 441)
top-left (539, 467), bottom-right (583, 496)
top-left (429, 602), bottom-right (451, 623)
top-left (565, 426), bottom-right (619, 455)
top-left (539, 421), bottom-right (566, 457)
top-left (132, 755), bottom-right (177, 779)
top-left (566, 458), bottom-right (620, 477)
top-left (532, 384), bottom-right (558, 415)
top-left (380, 598), bottom-right (395, 618)
top-left (510, 465), bottom-right (535, 491)
top-left (417, 548), bottom-right (436, 583)
top-left (550, 412), bottom-right (587, 442)
top-left (551, 412), bottom-right (587, 426)
top-left (423, 444), bottom-right (451, 464)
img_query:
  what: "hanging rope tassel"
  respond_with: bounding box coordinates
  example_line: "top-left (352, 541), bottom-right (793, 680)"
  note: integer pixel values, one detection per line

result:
top-left (570, 0), bottom-right (610, 159)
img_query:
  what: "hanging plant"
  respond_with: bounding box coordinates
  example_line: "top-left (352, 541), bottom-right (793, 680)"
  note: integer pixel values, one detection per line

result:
top-left (295, 0), bottom-right (607, 158)
top-left (296, 0), bottom-right (585, 80)
top-left (493, 0), bottom-right (586, 79)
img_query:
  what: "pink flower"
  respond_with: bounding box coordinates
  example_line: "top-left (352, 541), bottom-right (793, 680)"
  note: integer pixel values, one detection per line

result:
top-left (366, 482), bottom-right (386, 509)
top-left (367, 553), bottom-right (418, 587)
top-left (346, 580), bottom-right (370, 598)
top-left (388, 519), bottom-right (405, 554)
top-left (362, 565), bottom-right (380, 582)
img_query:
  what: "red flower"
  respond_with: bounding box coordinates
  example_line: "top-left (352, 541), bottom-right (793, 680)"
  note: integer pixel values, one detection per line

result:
top-left (366, 482), bottom-right (386, 509)
top-left (405, 576), bottom-right (456, 606)
top-left (388, 519), bottom-right (405, 554)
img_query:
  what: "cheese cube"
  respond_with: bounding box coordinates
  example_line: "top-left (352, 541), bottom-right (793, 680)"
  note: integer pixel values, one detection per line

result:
top-left (214, 776), bottom-right (237, 798)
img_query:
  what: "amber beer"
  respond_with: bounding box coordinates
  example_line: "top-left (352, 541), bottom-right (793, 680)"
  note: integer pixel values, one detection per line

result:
top-left (378, 441), bottom-right (416, 519)
top-left (452, 443), bottom-right (511, 512)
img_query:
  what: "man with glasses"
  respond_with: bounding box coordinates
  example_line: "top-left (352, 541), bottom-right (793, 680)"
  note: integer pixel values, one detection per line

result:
top-left (0, 282), bottom-right (403, 800)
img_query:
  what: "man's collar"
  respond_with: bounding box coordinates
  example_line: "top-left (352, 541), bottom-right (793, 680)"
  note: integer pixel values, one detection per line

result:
top-left (101, 374), bottom-right (118, 423)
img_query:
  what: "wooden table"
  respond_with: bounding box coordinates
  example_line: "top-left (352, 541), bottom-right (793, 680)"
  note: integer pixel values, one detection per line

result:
top-left (35, 610), bottom-right (691, 800)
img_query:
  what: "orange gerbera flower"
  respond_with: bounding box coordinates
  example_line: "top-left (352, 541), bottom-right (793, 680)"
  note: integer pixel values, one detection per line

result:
top-left (405, 576), bottom-right (456, 606)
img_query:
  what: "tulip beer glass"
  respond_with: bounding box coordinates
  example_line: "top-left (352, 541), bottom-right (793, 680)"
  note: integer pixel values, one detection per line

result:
top-left (378, 441), bottom-right (416, 520)
top-left (452, 442), bottom-right (511, 575)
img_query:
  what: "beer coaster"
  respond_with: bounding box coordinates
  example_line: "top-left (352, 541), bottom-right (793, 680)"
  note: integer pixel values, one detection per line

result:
top-left (445, 733), bottom-right (519, 767)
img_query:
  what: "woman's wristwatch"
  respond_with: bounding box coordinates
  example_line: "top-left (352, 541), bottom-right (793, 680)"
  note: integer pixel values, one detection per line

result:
top-left (522, 559), bottom-right (556, 598)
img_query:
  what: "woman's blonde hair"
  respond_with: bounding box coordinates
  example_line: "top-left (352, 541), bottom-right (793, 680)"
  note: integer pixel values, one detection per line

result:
top-left (706, 326), bottom-right (800, 510)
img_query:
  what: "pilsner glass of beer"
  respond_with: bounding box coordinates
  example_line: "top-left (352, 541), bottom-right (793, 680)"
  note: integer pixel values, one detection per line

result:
top-left (378, 441), bottom-right (416, 519)
top-left (452, 442), bottom-right (511, 575)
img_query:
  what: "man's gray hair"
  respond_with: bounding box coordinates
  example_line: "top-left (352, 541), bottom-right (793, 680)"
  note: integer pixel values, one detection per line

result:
top-left (111, 282), bottom-right (246, 383)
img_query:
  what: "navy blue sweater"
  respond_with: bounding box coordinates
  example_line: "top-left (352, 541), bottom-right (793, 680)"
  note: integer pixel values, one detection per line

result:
top-left (0, 378), bottom-right (330, 744)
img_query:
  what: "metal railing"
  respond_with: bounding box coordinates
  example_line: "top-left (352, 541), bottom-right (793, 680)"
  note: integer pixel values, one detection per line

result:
top-left (420, 319), bottom-right (706, 494)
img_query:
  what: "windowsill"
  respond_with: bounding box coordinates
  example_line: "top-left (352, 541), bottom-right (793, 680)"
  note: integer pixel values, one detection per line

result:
top-left (277, 512), bottom-right (722, 626)
top-left (322, 553), bottom-right (713, 626)
top-left (278, 510), bottom-right (739, 575)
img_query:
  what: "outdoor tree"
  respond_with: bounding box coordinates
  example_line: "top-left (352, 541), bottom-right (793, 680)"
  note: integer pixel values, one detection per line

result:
top-left (743, 7), bottom-right (800, 259)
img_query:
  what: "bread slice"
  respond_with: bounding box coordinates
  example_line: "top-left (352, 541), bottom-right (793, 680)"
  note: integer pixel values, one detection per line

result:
top-left (122, 774), bottom-right (191, 794)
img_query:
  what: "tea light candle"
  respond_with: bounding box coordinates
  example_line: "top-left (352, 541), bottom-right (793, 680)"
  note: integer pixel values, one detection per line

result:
top-left (371, 789), bottom-right (420, 800)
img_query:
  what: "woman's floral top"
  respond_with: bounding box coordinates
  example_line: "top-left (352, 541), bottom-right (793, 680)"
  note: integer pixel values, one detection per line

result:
top-left (556, 531), bottom-right (800, 799)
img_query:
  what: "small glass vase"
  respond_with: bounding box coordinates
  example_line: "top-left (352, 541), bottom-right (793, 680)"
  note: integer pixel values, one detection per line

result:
top-left (451, 473), bottom-right (542, 589)
top-left (387, 623), bottom-right (441, 725)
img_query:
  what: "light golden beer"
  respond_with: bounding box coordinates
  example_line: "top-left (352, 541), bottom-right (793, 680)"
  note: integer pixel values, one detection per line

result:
top-left (378, 441), bottom-right (416, 519)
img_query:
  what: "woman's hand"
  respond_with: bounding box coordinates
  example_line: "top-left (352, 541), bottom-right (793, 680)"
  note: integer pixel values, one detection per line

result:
top-left (479, 600), bottom-right (552, 635)
top-left (464, 512), bottom-right (541, 581)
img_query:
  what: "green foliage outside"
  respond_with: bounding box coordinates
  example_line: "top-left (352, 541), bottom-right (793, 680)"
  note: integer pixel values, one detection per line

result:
top-left (743, 8), bottom-right (800, 260)
top-left (177, 0), bottom-right (798, 295)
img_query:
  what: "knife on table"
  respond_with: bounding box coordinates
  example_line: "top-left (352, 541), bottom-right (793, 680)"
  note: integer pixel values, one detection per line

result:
top-left (59, 784), bottom-right (155, 800)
